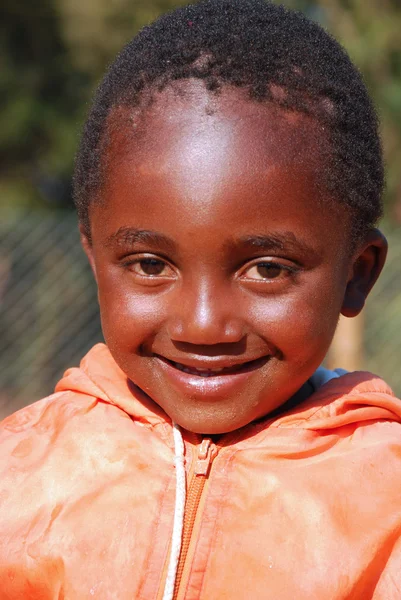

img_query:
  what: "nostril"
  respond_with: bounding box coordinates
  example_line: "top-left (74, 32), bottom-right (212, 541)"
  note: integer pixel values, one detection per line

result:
top-left (224, 321), bottom-right (245, 342)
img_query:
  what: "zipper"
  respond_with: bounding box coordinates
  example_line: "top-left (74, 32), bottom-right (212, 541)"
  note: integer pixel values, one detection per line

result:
top-left (172, 437), bottom-right (217, 600)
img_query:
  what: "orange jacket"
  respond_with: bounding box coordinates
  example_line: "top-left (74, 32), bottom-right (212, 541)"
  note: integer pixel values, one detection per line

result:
top-left (1, 343), bottom-right (401, 599)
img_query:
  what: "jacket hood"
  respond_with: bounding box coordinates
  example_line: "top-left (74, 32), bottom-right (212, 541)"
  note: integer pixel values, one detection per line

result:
top-left (55, 344), bottom-right (169, 428)
top-left (55, 343), bottom-right (401, 432)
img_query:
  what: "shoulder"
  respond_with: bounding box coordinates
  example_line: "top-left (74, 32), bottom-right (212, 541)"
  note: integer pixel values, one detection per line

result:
top-left (0, 389), bottom-right (137, 486)
top-left (0, 390), bottom-right (98, 452)
top-left (0, 389), bottom-right (152, 531)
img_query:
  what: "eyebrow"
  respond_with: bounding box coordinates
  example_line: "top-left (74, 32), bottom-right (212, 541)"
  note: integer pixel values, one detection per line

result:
top-left (105, 227), bottom-right (177, 253)
top-left (226, 232), bottom-right (317, 257)
top-left (105, 228), bottom-right (317, 258)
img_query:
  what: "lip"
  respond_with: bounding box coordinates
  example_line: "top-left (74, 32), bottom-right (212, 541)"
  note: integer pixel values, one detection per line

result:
top-left (153, 354), bottom-right (271, 399)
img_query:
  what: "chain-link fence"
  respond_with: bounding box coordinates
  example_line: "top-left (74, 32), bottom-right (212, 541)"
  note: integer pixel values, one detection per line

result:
top-left (1, 212), bottom-right (400, 418)
top-left (0, 212), bottom-right (103, 418)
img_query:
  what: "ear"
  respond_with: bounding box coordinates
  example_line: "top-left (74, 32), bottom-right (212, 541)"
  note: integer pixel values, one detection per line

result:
top-left (341, 229), bottom-right (387, 318)
top-left (79, 224), bottom-right (97, 283)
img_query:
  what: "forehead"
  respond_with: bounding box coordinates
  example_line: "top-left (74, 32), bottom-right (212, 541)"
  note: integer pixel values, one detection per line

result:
top-left (95, 80), bottom-right (349, 253)
top-left (104, 80), bottom-right (326, 178)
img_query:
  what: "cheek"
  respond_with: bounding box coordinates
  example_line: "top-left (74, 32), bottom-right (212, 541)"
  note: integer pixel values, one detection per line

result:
top-left (247, 282), bottom-right (343, 357)
top-left (96, 275), bottom-right (167, 351)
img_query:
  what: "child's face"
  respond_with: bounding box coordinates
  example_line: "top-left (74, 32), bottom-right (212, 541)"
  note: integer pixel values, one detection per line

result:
top-left (83, 82), bottom-right (384, 434)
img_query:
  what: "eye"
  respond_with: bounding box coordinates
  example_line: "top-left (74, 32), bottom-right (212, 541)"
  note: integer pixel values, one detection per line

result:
top-left (247, 263), bottom-right (283, 280)
top-left (136, 258), bottom-right (168, 276)
top-left (122, 255), bottom-right (176, 279)
top-left (240, 260), bottom-right (297, 281)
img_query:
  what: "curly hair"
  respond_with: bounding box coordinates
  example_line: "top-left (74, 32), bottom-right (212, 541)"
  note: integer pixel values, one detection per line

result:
top-left (73, 0), bottom-right (383, 240)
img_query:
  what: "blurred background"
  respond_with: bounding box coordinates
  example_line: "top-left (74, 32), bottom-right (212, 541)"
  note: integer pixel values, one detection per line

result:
top-left (1, 0), bottom-right (400, 418)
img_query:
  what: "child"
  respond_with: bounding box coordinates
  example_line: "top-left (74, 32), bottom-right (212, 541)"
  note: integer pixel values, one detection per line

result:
top-left (1, 0), bottom-right (399, 598)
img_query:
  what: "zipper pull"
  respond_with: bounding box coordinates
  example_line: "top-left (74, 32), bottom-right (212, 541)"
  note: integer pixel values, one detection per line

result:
top-left (194, 438), bottom-right (216, 476)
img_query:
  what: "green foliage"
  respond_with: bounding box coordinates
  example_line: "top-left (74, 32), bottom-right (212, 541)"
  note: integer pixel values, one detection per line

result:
top-left (0, 0), bottom-right (90, 209)
top-left (1, 0), bottom-right (400, 223)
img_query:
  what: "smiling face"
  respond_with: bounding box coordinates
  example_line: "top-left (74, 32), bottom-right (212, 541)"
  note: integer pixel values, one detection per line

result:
top-left (82, 82), bottom-right (380, 434)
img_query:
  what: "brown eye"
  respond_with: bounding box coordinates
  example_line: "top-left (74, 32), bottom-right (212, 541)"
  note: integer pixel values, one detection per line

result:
top-left (138, 258), bottom-right (167, 276)
top-left (255, 263), bottom-right (282, 279)
top-left (122, 254), bottom-right (176, 281)
top-left (243, 262), bottom-right (285, 280)
top-left (240, 259), bottom-right (299, 283)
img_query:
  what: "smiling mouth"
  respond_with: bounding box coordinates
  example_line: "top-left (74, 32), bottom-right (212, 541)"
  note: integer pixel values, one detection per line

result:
top-left (156, 355), bottom-right (270, 377)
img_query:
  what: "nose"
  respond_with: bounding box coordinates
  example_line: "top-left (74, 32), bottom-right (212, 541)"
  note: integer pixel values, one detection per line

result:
top-left (167, 282), bottom-right (245, 346)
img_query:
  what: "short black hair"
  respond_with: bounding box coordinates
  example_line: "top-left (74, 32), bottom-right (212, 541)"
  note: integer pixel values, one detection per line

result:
top-left (73, 0), bottom-right (383, 241)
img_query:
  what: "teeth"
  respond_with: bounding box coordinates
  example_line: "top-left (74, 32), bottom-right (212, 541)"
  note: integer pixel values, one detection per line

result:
top-left (173, 362), bottom-right (227, 376)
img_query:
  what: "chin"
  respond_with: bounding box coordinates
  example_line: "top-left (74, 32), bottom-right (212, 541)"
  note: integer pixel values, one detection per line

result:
top-left (171, 407), bottom-right (253, 436)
